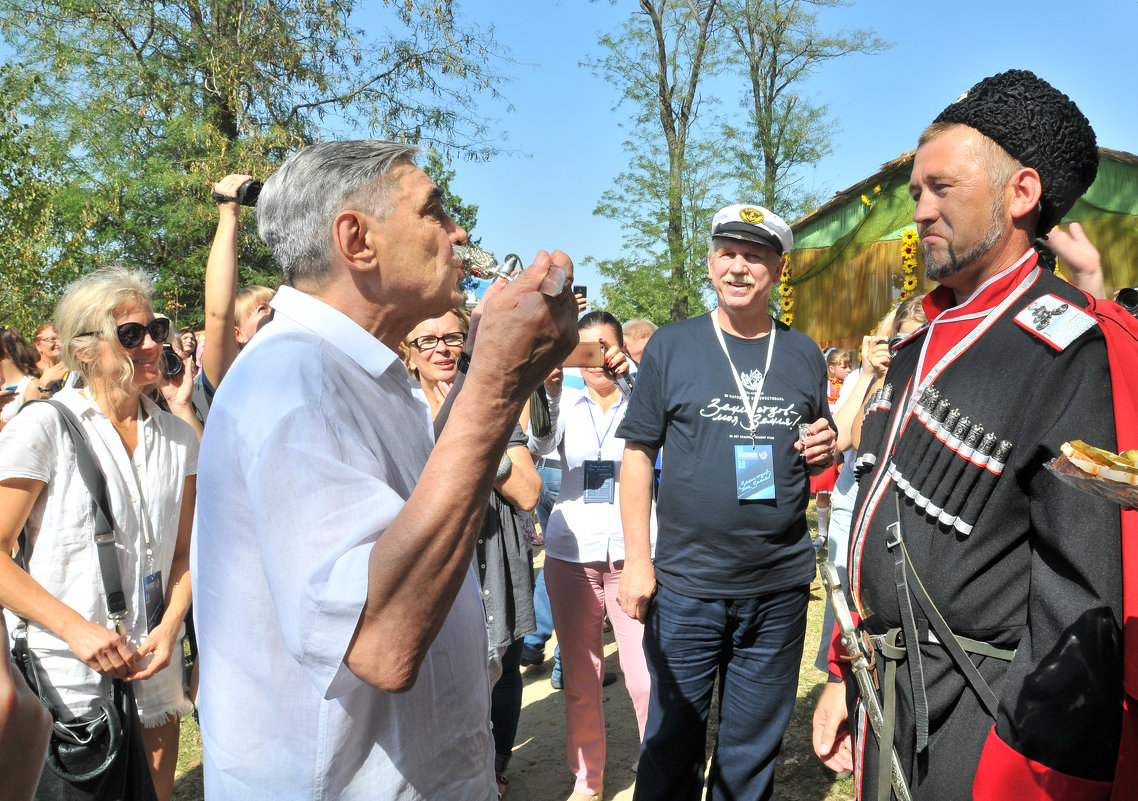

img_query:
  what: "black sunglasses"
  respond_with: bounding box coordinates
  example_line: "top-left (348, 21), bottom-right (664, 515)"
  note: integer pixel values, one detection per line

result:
top-left (79, 318), bottom-right (171, 349)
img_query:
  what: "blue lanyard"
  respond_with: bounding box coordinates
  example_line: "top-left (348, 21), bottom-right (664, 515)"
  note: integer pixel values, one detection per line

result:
top-left (585, 394), bottom-right (623, 459)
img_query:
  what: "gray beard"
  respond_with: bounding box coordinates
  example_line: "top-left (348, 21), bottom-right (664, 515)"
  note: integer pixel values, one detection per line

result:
top-left (923, 199), bottom-right (1006, 283)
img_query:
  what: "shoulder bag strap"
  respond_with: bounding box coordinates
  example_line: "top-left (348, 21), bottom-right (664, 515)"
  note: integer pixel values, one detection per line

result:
top-left (25, 399), bottom-right (127, 628)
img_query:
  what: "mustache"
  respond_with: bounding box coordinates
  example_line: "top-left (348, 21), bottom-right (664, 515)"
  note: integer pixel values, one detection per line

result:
top-left (724, 274), bottom-right (756, 286)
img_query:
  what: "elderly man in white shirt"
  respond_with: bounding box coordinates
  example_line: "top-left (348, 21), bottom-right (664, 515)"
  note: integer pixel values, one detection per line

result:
top-left (192, 140), bottom-right (579, 801)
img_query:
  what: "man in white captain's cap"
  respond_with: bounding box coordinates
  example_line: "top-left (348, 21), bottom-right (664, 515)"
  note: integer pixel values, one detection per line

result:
top-left (616, 204), bottom-right (836, 800)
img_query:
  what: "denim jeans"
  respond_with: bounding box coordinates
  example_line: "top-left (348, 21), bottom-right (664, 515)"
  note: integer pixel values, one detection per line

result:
top-left (535, 462), bottom-right (561, 532)
top-left (524, 568), bottom-right (555, 656)
top-left (633, 583), bottom-right (809, 801)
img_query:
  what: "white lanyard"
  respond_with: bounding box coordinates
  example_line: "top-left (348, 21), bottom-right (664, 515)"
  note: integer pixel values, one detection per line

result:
top-left (711, 309), bottom-right (777, 439)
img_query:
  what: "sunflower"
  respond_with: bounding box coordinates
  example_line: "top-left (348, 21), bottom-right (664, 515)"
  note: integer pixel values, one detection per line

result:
top-left (903, 275), bottom-right (918, 291)
top-left (780, 297), bottom-right (794, 311)
top-left (781, 312), bottom-right (794, 325)
top-left (779, 283), bottom-right (793, 297)
top-left (902, 244), bottom-right (915, 257)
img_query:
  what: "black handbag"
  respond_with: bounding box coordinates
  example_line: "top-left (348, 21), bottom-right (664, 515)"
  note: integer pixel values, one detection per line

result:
top-left (11, 400), bottom-right (159, 801)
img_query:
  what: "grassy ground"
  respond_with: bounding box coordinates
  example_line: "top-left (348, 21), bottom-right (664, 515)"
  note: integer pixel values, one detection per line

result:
top-left (170, 501), bottom-right (854, 800)
top-left (770, 500), bottom-right (854, 801)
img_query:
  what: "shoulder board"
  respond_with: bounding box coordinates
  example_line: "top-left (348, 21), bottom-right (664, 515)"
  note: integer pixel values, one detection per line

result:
top-left (1013, 294), bottom-right (1097, 351)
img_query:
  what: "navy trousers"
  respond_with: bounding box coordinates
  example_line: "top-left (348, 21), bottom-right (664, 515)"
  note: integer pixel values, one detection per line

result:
top-left (633, 583), bottom-right (809, 801)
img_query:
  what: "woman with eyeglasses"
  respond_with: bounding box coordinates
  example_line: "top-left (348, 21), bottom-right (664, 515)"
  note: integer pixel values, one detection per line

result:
top-left (404, 310), bottom-right (474, 419)
top-left (31, 323), bottom-right (70, 395)
top-left (404, 308), bottom-right (542, 799)
top-left (0, 267), bottom-right (199, 800)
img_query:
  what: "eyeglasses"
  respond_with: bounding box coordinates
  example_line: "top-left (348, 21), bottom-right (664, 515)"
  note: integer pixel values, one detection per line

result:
top-left (34, 336), bottom-right (60, 344)
top-left (79, 318), bottom-right (171, 349)
top-left (408, 332), bottom-right (466, 352)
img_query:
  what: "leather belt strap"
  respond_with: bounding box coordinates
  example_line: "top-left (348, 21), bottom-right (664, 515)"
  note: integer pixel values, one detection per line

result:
top-left (893, 534), bottom-right (1013, 719)
top-left (887, 519), bottom-right (930, 755)
top-left (872, 490), bottom-right (1016, 801)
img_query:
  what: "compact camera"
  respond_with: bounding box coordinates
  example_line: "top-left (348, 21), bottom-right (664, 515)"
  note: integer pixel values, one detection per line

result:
top-left (234, 179), bottom-right (262, 206)
top-left (211, 178), bottom-right (262, 207)
top-left (1116, 287), bottom-right (1138, 319)
top-left (160, 344), bottom-right (184, 380)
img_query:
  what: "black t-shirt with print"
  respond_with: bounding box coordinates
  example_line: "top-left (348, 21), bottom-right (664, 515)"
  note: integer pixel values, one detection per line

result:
top-left (616, 313), bottom-right (831, 598)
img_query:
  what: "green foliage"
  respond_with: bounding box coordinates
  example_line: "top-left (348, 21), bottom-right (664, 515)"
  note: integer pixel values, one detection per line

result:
top-left (588, 0), bottom-right (888, 318)
top-left (0, 65), bottom-right (78, 334)
top-left (719, 0), bottom-right (890, 218)
top-left (585, 0), bottom-right (722, 323)
top-left (0, 0), bottom-right (510, 329)
top-left (590, 131), bottom-right (727, 324)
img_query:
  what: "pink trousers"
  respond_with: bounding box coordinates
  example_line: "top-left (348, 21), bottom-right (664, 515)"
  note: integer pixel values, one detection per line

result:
top-left (545, 555), bottom-right (651, 795)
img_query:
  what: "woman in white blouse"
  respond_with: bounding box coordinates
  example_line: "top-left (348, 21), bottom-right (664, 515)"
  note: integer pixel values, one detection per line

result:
top-left (0, 267), bottom-right (198, 801)
top-left (541, 310), bottom-right (654, 801)
top-left (0, 325), bottom-right (42, 428)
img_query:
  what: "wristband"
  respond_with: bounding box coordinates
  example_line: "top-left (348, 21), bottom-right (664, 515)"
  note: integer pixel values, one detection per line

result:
top-left (495, 453), bottom-right (513, 482)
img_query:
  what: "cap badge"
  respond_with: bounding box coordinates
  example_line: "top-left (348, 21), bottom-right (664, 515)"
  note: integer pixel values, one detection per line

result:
top-left (739, 207), bottom-right (765, 224)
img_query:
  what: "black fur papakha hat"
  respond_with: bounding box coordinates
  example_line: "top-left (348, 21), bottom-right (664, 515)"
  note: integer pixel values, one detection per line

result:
top-left (933, 69), bottom-right (1098, 233)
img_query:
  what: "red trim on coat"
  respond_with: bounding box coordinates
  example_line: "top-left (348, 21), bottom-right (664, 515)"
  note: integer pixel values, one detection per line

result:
top-left (973, 727), bottom-right (1112, 801)
top-left (1089, 296), bottom-right (1138, 797)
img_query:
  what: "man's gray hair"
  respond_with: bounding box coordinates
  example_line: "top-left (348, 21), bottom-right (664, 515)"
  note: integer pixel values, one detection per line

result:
top-left (256, 140), bottom-right (423, 288)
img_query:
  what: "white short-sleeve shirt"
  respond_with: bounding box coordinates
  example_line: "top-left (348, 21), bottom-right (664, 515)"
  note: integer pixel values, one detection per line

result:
top-left (542, 386), bottom-right (657, 564)
top-left (192, 286), bottom-right (494, 801)
top-left (0, 387), bottom-right (198, 718)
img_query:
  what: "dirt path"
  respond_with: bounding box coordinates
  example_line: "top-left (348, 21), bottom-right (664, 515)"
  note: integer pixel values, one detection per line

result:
top-left (174, 544), bottom-right (854, 801)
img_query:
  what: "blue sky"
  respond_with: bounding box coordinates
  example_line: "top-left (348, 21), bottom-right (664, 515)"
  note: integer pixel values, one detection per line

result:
top-left (428, 0), bottom-right (1138, 297)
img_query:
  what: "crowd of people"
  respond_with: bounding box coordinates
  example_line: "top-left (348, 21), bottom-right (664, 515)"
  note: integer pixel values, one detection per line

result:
top-left (1, 67), bottom-right (1136, 801)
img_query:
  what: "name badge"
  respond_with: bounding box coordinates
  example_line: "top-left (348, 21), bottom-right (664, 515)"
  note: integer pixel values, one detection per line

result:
top-left (735, 444), bottom-right (776, 500)
top-left (584, 460), bottom-right (616, 504)
top-left (143, 570), bottom-right (164, 632)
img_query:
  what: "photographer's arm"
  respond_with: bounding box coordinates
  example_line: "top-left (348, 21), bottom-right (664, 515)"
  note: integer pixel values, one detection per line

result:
top-left (201, 173), bottom-right (251, 390)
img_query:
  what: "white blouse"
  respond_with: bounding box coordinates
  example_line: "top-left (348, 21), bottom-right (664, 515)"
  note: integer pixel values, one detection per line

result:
top-left (0, 387), bottom-right (198, 717)
top-left (541, 386), bottom-right (657, 564)
top-left (0, 374), bottom-right (33, 422)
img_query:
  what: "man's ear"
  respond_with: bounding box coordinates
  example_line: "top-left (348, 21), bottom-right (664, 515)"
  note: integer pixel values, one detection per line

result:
top-left (1007, 167), bottom-right (1043, 224)
top-left (772, 256), bottom-right (787, 283)
top-left (332, 209), bottom-right (379, 273)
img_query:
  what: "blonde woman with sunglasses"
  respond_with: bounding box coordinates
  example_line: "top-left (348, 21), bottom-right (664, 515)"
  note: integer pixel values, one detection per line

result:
top-left (0, 267), bottom-right (198, 800)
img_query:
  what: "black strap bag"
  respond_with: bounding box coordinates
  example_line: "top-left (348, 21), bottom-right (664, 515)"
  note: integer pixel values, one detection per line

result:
top-left (11, 399), bottom-right (159, 801)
